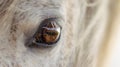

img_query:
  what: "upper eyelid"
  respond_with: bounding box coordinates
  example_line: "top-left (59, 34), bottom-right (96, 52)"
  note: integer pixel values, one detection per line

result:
top-left (40, 9), bottom-right (63, 17)
top-left (37, 9), bottom-right (64, 23)
top-left (39, 17), bottom-right (64, 28)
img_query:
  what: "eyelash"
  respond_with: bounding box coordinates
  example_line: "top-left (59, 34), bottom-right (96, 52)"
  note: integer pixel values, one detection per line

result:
top-left (27, 18), bottom-right (62, 47)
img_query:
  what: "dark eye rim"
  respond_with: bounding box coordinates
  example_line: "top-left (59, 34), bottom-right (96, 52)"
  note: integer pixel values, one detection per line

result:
top-left (27, 18), bottom-right (62, 47)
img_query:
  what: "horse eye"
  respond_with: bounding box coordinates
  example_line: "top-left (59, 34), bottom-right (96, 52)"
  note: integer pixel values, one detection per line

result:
top-left (31, 18), bottom-right (61, 47)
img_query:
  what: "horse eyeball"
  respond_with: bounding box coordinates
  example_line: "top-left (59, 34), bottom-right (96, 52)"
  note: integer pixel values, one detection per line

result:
top-left (33, 18), bottom-right (61, 46)
top-left (42, 23), bottom-right (61, 43)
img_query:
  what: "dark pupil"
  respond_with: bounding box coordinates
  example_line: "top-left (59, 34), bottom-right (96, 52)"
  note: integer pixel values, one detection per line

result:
top-left (34, 18), bottom-right (61, 45)
top-left (45, 31), bottom-right (58, 36)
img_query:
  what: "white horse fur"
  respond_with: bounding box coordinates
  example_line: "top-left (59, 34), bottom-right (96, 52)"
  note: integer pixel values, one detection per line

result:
top-left (0, 0), bottom-right (120, 67)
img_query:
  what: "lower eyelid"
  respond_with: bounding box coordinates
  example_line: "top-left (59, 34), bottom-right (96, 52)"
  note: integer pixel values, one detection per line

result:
top-left (33, 40), bottom-right (56, 47)
top-left (26, 38), bottom-right (57, 48)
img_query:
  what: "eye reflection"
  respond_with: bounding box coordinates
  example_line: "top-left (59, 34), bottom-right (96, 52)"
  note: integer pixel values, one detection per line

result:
top-left (31, 18), bottom-right (61, 47)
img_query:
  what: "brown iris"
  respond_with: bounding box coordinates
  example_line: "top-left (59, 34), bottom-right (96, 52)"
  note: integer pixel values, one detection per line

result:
top-left (33, 18), bottom-right (61, 45)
